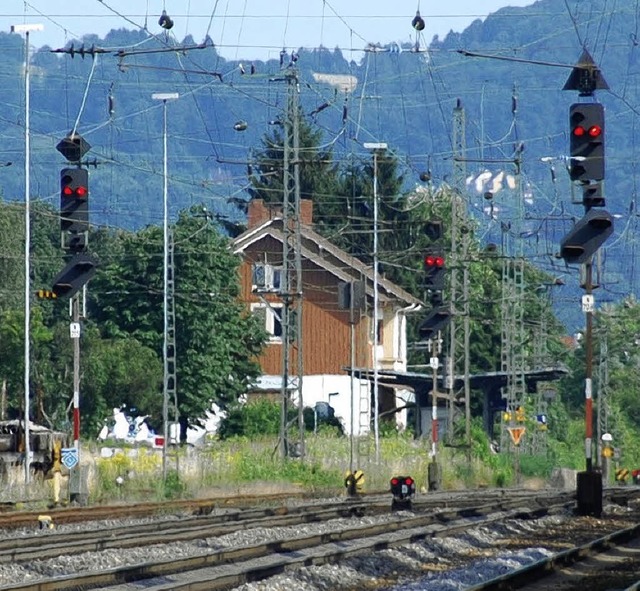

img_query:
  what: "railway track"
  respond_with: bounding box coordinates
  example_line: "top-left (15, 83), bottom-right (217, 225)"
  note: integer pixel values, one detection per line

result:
top-left (1, 487), bottom-right (638, 591)
top-left (0, 486), bottom-right (571, 530)
top-left (467, 522), bottom-right (640, 591)
top-left (0, 490), bottom-right (580, 591)
top-left (1, 490), bottom-right (577, 563)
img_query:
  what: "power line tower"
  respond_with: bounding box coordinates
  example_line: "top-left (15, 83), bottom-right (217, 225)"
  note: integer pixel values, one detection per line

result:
top-left (279, 68), bottom-right (305, 459)
top-left (446, 99), bottom-right (471, 451)
top-left (499, 144), bottom-right (527, 459)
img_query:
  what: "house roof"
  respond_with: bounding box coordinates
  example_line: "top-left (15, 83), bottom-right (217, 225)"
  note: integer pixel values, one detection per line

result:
top-left (233, 216), bottom-right (422, 307)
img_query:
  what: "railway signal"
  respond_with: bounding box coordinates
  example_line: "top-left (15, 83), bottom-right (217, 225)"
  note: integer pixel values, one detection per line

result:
top-left (390, 475), bottom-right (416, 510)
top-left (569, 103), bottom-right (604, 182)
top-left (559, 208), bottom-right (613, 265)
top-left (419, 306), bottom-right (451, 340)
top-left (424, 254), bottom-right (445, 291)
top-left (51, 253), bottom-right (97, 299)
top-left (60, 167), bottom-right (89, 251)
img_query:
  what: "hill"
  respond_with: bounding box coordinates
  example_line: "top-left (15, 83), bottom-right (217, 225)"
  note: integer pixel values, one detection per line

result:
top-left (0, 0), bottom-right (636, 328)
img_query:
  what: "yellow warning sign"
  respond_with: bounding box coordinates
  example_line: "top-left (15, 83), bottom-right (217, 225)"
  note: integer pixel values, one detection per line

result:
top-left (507, 426), bottom-right (526, 446)
top-left (602, 445), bottom-right (614, 459)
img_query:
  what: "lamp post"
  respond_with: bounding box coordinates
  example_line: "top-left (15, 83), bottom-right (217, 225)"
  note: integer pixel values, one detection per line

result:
top-left (363, 142), bottom-right (387, 462)
top-left (152, 92), bottom-right (179, 481)
top-left (12, 23), bottom-right (43, 486)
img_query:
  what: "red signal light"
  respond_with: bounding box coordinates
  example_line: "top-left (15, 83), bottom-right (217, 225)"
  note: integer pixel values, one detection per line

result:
top-left (62, 185), bottom-right (87, 198)
top-left (588, 125), bottom-right (602, 138)
top-left (390, 478), bottom-right (399, 486)
top-left (573, 125), bottom-right (586, 137)
top-left (573, 125), bottom-right (602, 138)
top-left (405, 477), bottom-right (414, 485)
top-left (425, 255), bottom-right (444, 267)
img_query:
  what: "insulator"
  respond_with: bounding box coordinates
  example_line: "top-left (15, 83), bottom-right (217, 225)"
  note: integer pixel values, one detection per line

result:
top-left (412, 11), bottom-right (425, 31)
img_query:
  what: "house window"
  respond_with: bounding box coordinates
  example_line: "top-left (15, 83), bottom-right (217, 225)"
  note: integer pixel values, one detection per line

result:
top-left (251, 303), bottom-right (283, 342)
top-left (252, 263), bottom-right (282, 293)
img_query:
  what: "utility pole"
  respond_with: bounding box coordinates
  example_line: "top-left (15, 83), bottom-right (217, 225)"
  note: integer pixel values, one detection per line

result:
top-left (364, 142), bottom-right (387, 463)
top-left (596, 322), bottom-right (610, 483)
top-left (11, 22), bottom-right (43, 486)
top-left (427, 333), bottom-right (443, 490)
top-left (447, 99), bottom-right (471, 451)
top-left (152, 91), bottom-right (179, 480)
top-left (279, 68), bottom-right (304, 459)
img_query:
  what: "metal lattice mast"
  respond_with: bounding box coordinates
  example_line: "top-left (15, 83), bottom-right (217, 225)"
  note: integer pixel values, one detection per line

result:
top-left (447, 99), bottom-right (471, 448)
top-left (279, 69), bottom-right (304, 459)
top-left (167, 229), bottom-right (178, 443)
top-left (500, 145), bottom-right (527, 454)
top-left (531, 287), bottom-right (551, 454)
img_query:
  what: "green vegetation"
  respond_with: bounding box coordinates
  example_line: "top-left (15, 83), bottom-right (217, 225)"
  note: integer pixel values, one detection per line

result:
top-left (2, 5), bottom-right (640, 494)
top-left (80, 405), bottom-right (630, 505)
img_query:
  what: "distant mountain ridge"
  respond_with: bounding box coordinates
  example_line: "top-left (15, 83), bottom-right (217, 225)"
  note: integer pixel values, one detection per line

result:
top-left (0, 0), bottom-right (635, 326)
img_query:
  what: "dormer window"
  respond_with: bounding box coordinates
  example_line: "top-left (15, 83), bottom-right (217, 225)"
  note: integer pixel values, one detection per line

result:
top-left (252, 263), bottom-right (282, 293)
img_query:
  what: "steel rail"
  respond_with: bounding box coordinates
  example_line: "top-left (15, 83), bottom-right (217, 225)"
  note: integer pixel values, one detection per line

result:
top-left (0, 498), bottom-right (575, 591)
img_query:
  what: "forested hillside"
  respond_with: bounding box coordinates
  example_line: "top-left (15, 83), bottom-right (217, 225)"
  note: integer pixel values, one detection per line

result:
top-left (0, 0), bottom-right (636, 326)
top-left (2, 0), bottom-right (640, 464)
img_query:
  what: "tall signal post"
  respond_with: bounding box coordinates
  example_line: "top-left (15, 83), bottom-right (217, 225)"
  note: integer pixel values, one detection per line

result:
top-left (561, 50), bottom-right (612, 517)
top-left (11, 22), bottom-right (43, 485)
top-left (53, 131), bottom-right (96, 504)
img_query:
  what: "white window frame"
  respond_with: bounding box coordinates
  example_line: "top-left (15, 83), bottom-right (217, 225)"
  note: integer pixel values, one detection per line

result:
top-left (252, 263), bottom-right (282, 293)
top-left (251, 302), bottom-right (284, 343)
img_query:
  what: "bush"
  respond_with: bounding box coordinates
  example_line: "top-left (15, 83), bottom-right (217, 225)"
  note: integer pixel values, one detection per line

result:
top-left (161, 469), bottom-right (187, 499)
top-left (218, 399), bottom-right (281, 439)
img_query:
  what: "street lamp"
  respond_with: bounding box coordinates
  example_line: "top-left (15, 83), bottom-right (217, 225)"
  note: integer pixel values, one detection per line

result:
top-left (363, 142), bottom-right (387, 462)
top-left (152, 92), bottom-right (179, 481)
top-left (12, 23), bottom-right (43, 486)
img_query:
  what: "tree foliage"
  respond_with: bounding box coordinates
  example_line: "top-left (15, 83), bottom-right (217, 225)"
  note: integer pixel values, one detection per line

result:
top-left (89, 206), bottom-right (266, 438)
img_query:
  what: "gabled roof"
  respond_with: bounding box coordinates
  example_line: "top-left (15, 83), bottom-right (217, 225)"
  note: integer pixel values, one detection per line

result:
top-left (233, 217), bottom-right (422, 307)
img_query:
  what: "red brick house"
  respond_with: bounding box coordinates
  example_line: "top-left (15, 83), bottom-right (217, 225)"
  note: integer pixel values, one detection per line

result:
top-left (232, 199), bottom-right (423, 434)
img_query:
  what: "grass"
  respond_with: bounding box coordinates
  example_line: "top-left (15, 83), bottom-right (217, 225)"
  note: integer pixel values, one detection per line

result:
top-left (82, 428), bottom-right (571, 504)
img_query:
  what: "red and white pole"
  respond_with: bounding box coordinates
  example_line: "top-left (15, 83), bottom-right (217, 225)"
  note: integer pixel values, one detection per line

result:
top-left (72, 295), bottom-right (81, 457)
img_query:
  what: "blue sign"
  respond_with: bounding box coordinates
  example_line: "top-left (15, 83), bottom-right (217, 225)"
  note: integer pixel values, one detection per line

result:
top-left (61, 447), bottom-right (79, 469)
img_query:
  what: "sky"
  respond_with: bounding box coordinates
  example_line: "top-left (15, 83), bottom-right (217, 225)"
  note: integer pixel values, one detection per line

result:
top-left (0, 0), bottom-right (536, 61)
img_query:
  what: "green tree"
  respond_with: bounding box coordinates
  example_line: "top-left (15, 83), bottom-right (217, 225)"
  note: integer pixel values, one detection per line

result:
top-left (89, 206), bottom-right (266, 440)
top-left (247, 110), bottom-right (340, 207)
top-left (81, 329), bottom-right (163, 435)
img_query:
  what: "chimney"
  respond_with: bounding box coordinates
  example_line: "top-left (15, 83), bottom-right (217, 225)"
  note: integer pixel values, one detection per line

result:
top-left (247, 199), bottom-right (276, 228)
top-left (248, 198), bottom-right (313, 228)
top-left (300, 199), bottom-right (313, 225)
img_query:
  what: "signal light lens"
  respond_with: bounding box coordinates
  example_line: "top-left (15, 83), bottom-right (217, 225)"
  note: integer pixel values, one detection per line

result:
top-left (573, 125), bottom-right (602, 138)
top-left (390, 478), bottom-right (399, 486)
top-left (405, 477), bottom-right (414, 485)
top-left (424, 255), bottom-right (444, 267)
top-left (588, 125), bottom-right (602, 138)
top-left (62, 185), bottom-right (87, 198)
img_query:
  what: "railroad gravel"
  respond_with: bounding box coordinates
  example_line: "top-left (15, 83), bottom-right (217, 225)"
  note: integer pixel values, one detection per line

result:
top-left (0, 501), bottom-right (635, 590)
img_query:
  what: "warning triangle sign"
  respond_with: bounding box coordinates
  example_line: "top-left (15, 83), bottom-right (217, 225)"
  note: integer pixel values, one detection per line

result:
top-left (507, 427), bottom-right (526, 446)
